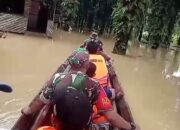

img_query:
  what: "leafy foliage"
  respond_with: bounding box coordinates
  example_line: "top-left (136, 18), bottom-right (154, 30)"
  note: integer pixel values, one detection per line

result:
top-left (44, 0), bottom-right (180, 53)
top-left (171, 12), bottom-right (180, 45)
top-left (52, 0), bottom-right (116, 33)
top-left (43, 0), bottom-right (56, 19)
top-left (60, 0), bottom-right (79, 27)
top-left (142, 0), bottom-right (179, 48)
top-left (112, 0), bottom-right (148, 54)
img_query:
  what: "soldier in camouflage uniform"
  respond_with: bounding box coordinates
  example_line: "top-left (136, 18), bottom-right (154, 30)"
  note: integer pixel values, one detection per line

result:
top-left (81, 32), bottom-right (103, 51)
top-left (22, 48), bottom-right (138, 130)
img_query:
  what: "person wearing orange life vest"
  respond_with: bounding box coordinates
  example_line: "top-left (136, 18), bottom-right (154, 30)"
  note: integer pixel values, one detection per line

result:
top-left (85, 39), bottom-right (113, 68)
top-left (22, 48), bottom-right (139, 130)
top-left (85, 40), bottom-right (124, 98)
top-left (86, 62), bottom-right (115, 100)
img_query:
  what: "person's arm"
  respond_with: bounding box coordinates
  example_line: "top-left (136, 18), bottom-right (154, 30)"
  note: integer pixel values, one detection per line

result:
top-left (104, 110), bottom-right (132, 129)
top-left (55, 58), bottom-right (72, 74)
top-left (21, 97), bottom-right (45, 115)
top-left (55, 63), bottom-right (68, 73)
top-left (80, 40), bottom-right (87, 48)
top-left (97, 51), bottom-right (111, 61)
top-left (95, 87), bottom-right (135, 130)
top-left (108, 66), bottom-right (124, 99)
top-left (105, 110), bottom-right (140, 130)
top-left (22, 77), bottom-right (54, 115)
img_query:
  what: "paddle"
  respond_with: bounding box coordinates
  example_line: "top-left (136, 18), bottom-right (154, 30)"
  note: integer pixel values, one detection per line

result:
top-left (0, 82), bottom-right (12, 93)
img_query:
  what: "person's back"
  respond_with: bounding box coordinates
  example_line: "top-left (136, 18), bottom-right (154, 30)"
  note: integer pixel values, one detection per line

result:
top-left (53, 83), bottom-right (92, 130)
top-left (86, 41), bottom-right (99, 54)
top-left (36, 71), bottom-right (95, 130)
top-left (86, 40), bottom-right (112, 68)
top-left (36, 49), bottom-right (102, 130)
top-left (38, 70), bottom-right (111, 130)
top-left (81, 32), bottom-right (103, 51)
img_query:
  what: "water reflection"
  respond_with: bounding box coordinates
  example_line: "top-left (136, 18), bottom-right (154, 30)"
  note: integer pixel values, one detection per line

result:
top-left (172, 67), bottom-right (180, 78)
top-left (163, 50), bottom-right (180, 85)
top-left (161, 49), bottom-right (180, 130)
top-left (119, 43), bottom-right (180, 130)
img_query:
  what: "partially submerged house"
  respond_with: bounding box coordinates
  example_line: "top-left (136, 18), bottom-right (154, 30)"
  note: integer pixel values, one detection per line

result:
top-left (0, 0), bottom-right (53, 37)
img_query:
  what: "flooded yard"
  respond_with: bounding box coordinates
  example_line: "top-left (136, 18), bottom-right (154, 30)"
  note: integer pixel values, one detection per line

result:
top-left (0, 30), bottom-right (180, 130)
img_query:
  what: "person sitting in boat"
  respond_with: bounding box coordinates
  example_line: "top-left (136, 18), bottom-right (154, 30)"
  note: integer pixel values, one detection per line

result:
top-left (86, 62), bottom-right (115, 100)
top-left (55, 45), bottom-right (111, 75)
top-left (80, 32), bottom-right (103, 51)
top-left (56, 41), bottom-right (112, 74)
top-left (86, 39), bottom-right (113, 68)
top-left (37, 86), bottom-right (92, 130)
top-left (22, 48), bottom-right (138, 130)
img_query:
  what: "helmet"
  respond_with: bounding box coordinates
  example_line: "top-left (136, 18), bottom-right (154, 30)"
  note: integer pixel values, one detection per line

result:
top-left (90, 32), bottom-right (98, 39)
top-left (68, 48), bottom-right (89, 69)
top-left (54, 86), bottom-right (91, 126)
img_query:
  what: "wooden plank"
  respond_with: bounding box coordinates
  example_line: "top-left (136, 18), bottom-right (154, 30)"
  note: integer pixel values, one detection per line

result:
top-left (0, 13), bottom-right (28, 34)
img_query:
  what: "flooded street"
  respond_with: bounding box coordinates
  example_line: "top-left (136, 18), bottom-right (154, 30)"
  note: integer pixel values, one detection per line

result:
top-left (0, 30), bottom-right (180, 130)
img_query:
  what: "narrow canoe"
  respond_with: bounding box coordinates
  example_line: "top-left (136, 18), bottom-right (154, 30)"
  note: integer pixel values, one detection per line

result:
top-left (12, 55), bottom-right (134, 130)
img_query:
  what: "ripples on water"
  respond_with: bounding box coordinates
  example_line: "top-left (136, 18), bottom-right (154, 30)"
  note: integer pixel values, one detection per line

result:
top-left (0, 98), bottom-right (22, 129)
top-left (163, 50), bottom-right (180, 86)
top-left (0, 110), bottom-right (20, 129)
top-left (0, 31), bottom-right (180, 130)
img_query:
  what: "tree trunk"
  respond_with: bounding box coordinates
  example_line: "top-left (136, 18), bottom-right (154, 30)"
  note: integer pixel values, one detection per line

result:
top-left (99, 18), bottom-right (106, 35)
top-left (113, 26), bottom-right (133, 55)
top-left (113, 37), bottom-right (129, 55)
top-left (164, 7), bottom-right (177, 47)
top-left (178, 37), bottom-right (180, 46)
top-left (138, 24), bottom-right (144, 41)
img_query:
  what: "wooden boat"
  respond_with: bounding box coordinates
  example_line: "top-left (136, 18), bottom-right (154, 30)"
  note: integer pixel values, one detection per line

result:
top-left (12, 54), bottom-right (134, 130)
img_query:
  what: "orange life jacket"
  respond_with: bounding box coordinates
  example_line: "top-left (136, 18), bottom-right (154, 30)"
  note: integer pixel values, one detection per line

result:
top-left (90, 55), bottom-right (112, 124)
top-left (90, 55), bottom-right (111, 88)
top-left (37, 126), bottom-right (57, 130)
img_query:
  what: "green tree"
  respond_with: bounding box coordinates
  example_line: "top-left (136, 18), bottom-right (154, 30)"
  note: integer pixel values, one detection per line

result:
top-left (60, 0), bottom-right (79, 27)
top-left (112, 0), bottom-right (147, 54)
top-left (143, 0), bottom-right (179, 49)
top-left (171, 0), bottom-right (180, 46)
top-left (171, 12), bottom-right (180, 46)
top-left (49, 0), bottom-right (116, 34)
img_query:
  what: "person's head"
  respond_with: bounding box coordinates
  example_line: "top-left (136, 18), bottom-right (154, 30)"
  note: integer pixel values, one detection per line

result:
top-left (86, 62), bottom-right (96, 77)
top-left (54, 86), bottom-right (91, 130)
top-left (86, 40), bottom-right (99, 54)
top-left (68, 48), bottom-right (90, 72)
top-left (90, 32), bottom-right (98, 39)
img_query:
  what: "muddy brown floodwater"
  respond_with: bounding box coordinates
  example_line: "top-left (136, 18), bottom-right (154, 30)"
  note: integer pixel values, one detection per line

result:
top-left (0, 30), bottom-right (180, 130)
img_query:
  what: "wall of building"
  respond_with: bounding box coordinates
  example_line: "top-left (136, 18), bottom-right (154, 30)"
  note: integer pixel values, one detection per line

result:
top-left (24, 0), bottom-right (31, 17)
